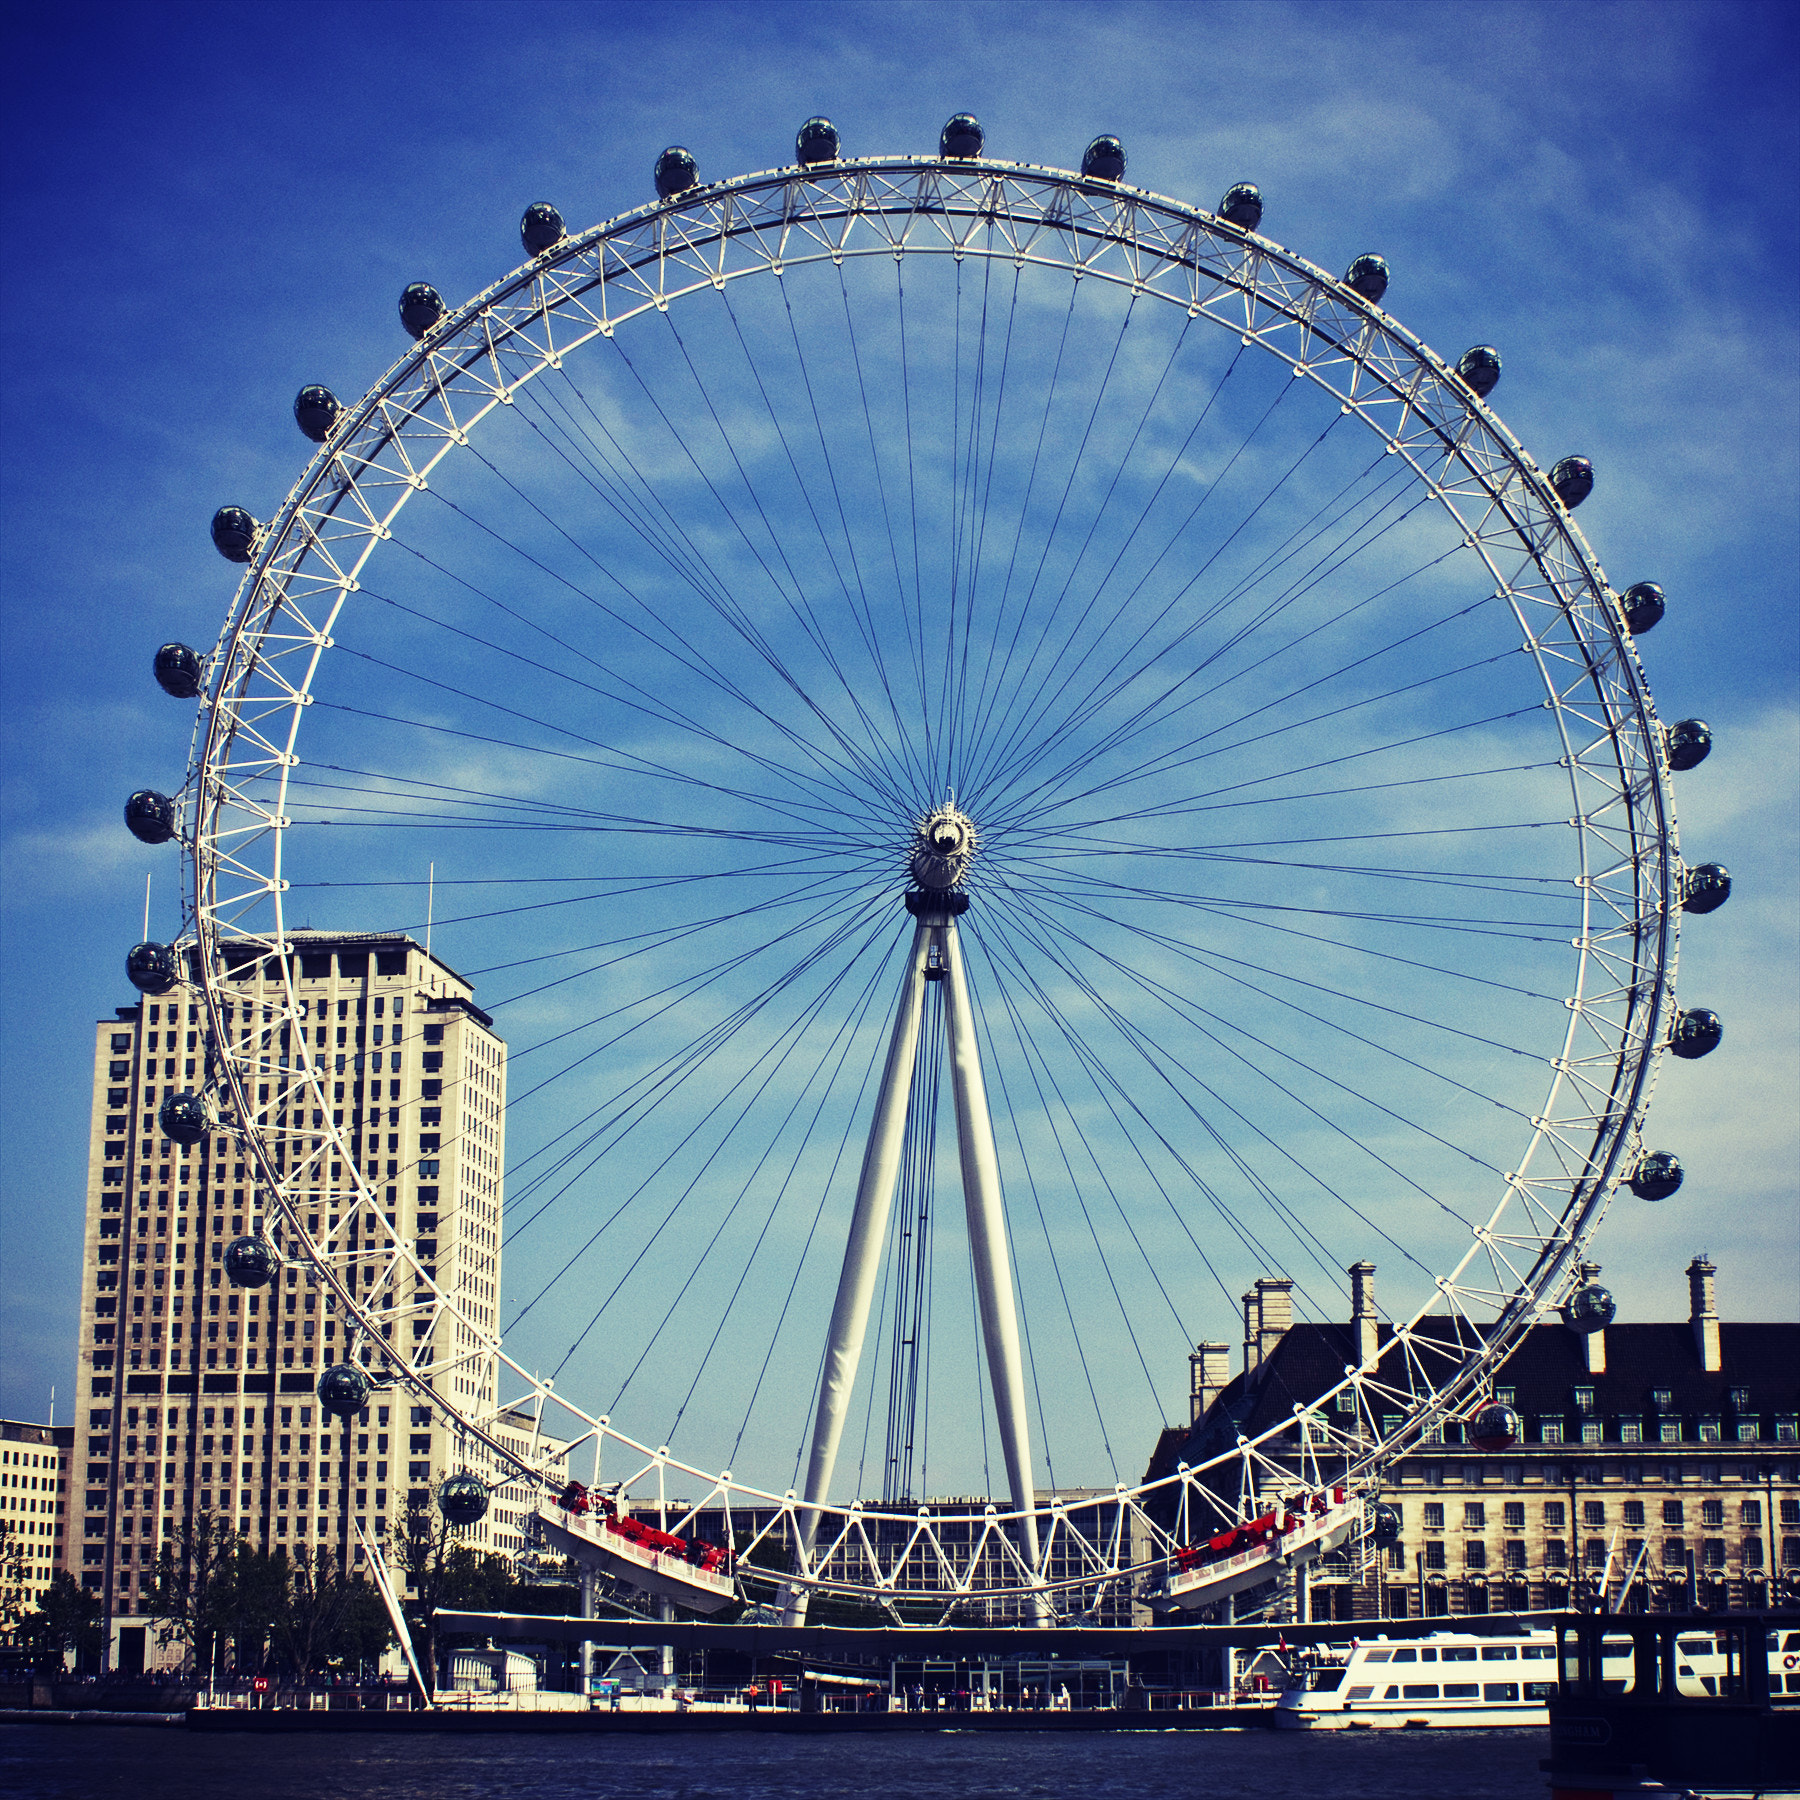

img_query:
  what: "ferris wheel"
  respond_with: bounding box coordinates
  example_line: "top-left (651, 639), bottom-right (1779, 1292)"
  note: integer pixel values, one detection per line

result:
top-left (124, 114), bottom-right (1730, 1622)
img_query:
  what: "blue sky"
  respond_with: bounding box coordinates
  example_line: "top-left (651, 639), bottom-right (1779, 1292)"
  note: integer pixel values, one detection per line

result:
top-left (2, 1), bottom-right (1795, 1485)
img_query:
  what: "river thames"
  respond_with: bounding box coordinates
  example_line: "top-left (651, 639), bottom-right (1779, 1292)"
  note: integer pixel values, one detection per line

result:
top-left (5, 1722), bottom-right (1549, 1798)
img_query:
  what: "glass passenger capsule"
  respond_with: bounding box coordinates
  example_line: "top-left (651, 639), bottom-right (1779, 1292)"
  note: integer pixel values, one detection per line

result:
top-left (293, 385), bottom-right (341, 444)
top-left (520, 202), bottom-right (565, 255)
top-left (940, 114), bottom-right (984, 159)
top-left (1081, 135), bottom-right (1126, 181)
top-left (399, 284), bottom-right (446, 340)
top-left (1622, 581), bottom-right (1665, 634)
top-left (1456, 345), bottom-right (1502, 398)
top-left (153, 642), bottom-right (203, 699)
top-left (1372, 1502), bottom-right (1402, 1546)
top-left (1682, 863), bottom-right (1731, 914)
top-left (1567, 1283), bottom-right (1616, 1332)
top-left (1670, 1008), bottom-right (1723, 1059)
top-left (1550, 456), bottom-right (1594, 509)
top-left (438, 1472), bottom-right (491, 1525)
top-left (126, 941), bottom-right (179, 995)
top-left (795, 117), bottom-right (839, 165)
top-left (1218, 183), bottom-right (1262, 229)
top-left (317, 1362), bottom-right (373, 1420)
top-left (210, 506), bottom-right (258, 563)
top-left (654, 146), bottom-right (699, 199)
top-left (1344, 254), bottom-right (1389, 303)
top-left (125, 790), bottom-right (176, 845)
top-left (1665, 719), bottom-right (1711, 771)
top-left (1469, 1404), bottom-right (1521, 1452)
top-left (224, 1236), bottom-right (279, 1289)
top-left (1630, 1152), bottom-right (1684, 1201)
top-left (159, 1089), bottom-right (213, 1146)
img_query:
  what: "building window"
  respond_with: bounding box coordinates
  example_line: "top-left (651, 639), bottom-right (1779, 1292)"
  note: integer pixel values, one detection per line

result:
top-left (1698, 1418), bottom-right (1721, 1444)
top-left (1663, 1500), bottom-right (1685, 1526)
top-left (1784, 1538), bottom-right (1800, 1567)
top-left (1652, 1388), bottom-right (1672, 1409)
top-left (1573, 1387), bottom-right (1595, 1413)
top-left (1741, 1501), bottom-right (1763, 1526)
top-left (1583, 1501), bottom-right (1606, 1527)
top-left (1701, 1499), bottom-right (1723, 1526)
top-left (1728, 1387), bottom-right (1750, 1411)
top-left (1660, 1420), bottom-right (1683, 1444)
top-left (1539, 1419), bottom-right (1564, 1445)
top-left (1335, 1390), bottom-right (1356, 1415)
top-left (1423, 1503), bottom-right (1445, 1530)
top-left (1504, 1540), bottom-right (1526, 1569)
top-left (1464, 1503), bottom-right (1486, 1529)
top-left (1701, 1538), bottom-right (1726, 1570)
top-left (1619, 1418), bottom-right (1642, 1444)
top-left (1424, 1542), bottom-right (1446, 1571)
top-left (1582, 1421), bottom-right (1602, 1444)
top-left (1744, 1536), bottom-right (1765, 1568)
top-left (1624, 1500), bottom-right (1645, 1527)
top-left (1738, 1421), bottom-right (1761, 1442)
top-left (1544, 1502), bottom-right (1566, 1528)
top-left (1664, 1538), bottom-right (1687, 1568)
top-left (1775, 1418), bottom-right (1798, 1444)
top-left (1783, 1501), bottom-right (1800, 1526)
top-left (1545, 1539), bottom-right (1567, 1568)
top-left (1465, 1541), bottom-right (1486, 1569)
top-left (1504, 1502), bottom-right (1525, 1529)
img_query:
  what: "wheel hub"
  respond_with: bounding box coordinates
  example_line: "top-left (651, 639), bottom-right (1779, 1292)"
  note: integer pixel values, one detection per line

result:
top-left (908, 802), bottom-right (977, 891)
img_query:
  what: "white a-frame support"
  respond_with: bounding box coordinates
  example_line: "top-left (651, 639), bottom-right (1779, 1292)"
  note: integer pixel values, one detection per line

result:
top-left (783, 902), bottom-right (1042, 1623)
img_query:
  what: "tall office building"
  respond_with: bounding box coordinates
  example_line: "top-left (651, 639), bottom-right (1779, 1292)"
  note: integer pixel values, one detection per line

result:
top-left (2, 1418), bottom-right (74, 1618)
top-left (74, 931), bottom-right (509, 1654)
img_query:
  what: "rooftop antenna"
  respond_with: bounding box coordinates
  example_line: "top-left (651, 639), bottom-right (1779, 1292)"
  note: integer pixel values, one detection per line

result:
top-left (142, 871), bottom-right (151, 940)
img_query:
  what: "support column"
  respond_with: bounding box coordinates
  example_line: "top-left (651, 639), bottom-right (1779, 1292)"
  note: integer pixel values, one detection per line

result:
top-left (940, 917), bottom-right (1044, 1602)
top-left (784, 919), bottom-right (935, 1623)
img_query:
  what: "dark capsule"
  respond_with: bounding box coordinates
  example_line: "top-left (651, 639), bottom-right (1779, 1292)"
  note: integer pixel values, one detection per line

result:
top-left (1371, 1502), bottom-right (1402, 1546)
top-left (399, 283), bottom-right (446, 340)
top-left (125, 790), bottom-right (177, 846)
top-left (159, 1089), bottom-right (213, 1146)
top-left (438, 1471), bottom-right (491, 1526)
top-left (940, 114), bottom-right (984, 159)
top-left (210, 506), bottom-right (258, 563)
top-left (1551, 456), bottom-right (1594, 510)
top-left (520, 201), bottom-right (565, 255)
top-left (1682, 863), bottom-right (1731, 914)
top-left (317, 1362), bottom-right (373, 1420)
top-left (1344, 254), bottom-right (1389, 303)
top-left (1665, 718), bottom-right (1711, 771)
top-left (1081, 135), bottom-right (1126, 182)
top-left (293, 385), bottom-right (341, 444)
top-left (1469, 1403), bottom-right (1520, 1452)
top-left (224, 1235), bottom-right (279, 1289)
top-left (795, 117), bottom-right (839, 166)
top-left (126, 941), bottom-right (179, 996)
top-left (1218, 183), bottom-right (1263, 230)
top-left (654, 146), bottom-right (699, 199)
top-left (153, 642), bottom-right (203, 699)
top-left (1622, 581), bottom-right (1666, 634)
top-left (1566, 1282), bottom-right (1616, 1333)
top-left (1630, 1151), bottom-right (1683, 1201)
top-left (1670, 1008), bottom-right (1723, 1060)
top-left (1456, 345), bottom-right (1502, 398)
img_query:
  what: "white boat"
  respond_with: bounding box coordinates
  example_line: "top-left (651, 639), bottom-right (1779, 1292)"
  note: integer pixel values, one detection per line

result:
top-left (535, 1502), bottom-right (738, 1615)
top-left (1143, 1488), bottom-right (1363, 1613)
top-left (1274, 1627), bottom-right (1560, 1729)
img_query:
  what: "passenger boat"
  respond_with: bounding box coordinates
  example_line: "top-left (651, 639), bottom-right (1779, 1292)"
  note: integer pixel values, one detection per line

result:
top-left (1274, 1627), bottom-right (1560, 1729)
top-left (1144, 1487), bottom-right (1362, 1612)
top-left (534, 1482), bottom-right (737, 1614)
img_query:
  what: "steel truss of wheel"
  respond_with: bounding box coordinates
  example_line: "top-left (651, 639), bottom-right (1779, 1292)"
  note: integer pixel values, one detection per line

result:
top-left (165, 152), bottom-right (1683, 1615)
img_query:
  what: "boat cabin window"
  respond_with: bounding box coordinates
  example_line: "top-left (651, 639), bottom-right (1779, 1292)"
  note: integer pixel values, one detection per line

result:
top-left (1391, 1648), bottom-right (1416, 1663)
top-left (1363, 1650), bottom-right (1392, 1663)
top-left (1442, 1647), bottom-right (1477, 1662)
top-left (1444, 1682), bottom-right (1478, 1698)
top-left (1484, 1682), bottom-right (1520, 1702)
top-left (1521, 1645), bottom-right (1556, 1660)
top-left (1481, 1645), bottom-right (1518, 1660)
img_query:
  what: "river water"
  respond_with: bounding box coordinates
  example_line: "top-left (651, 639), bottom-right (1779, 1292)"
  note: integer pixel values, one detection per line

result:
top-left (6, 1721), bottom-right (1548, 1798)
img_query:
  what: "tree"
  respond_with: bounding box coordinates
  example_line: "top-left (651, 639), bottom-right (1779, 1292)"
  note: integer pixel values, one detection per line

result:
top-left (145, 1512), bottom-right (242, 1680)
top-left (391, 1497), bottom-right (514, 1694)
top-left (271, 1546), bottom-right (394, 1678)
top-left (0, 1520), bottom-right (30, 1635)
top-left (18, 1573), bottom-right (104, 1667)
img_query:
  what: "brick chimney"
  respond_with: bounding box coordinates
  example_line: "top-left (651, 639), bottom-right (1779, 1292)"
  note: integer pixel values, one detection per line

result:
top-left (1255, 1276), bottom-right (1294, 1369)
top-left (1242, 1289), bottom-right (1262, 1374)
top-left (1349, 1261), bottom-right (1379, 1367)
top-left (1189, 1341), bottom-right (1231, 1425)
top-left (1688, 1254), bottom-right (1721, 1372)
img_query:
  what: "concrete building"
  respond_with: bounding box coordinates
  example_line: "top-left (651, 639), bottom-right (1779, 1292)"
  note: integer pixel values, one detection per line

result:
top-left (2, 1419), bottom-right (74, 1623)
top-left (74, 931), bottom-right (509, 1651)
top-left (1150, 1256), bottom-right (1800, 1623)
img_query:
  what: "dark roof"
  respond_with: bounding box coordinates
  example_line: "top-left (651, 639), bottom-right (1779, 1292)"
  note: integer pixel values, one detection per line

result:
top-left (1146, 1319), bottom-right (1800, 1483)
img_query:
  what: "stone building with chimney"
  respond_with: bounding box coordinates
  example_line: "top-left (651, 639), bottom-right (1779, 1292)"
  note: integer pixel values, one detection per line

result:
top-left (1148, 1256), bottom-right (1800, 1623)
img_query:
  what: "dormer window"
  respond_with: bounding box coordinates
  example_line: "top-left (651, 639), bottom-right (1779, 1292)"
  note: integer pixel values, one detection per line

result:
top-left (1652, 1388), bottom-right (1673, 1410)
top-left (1573, 1386), bottom-right (1595, 1413)
top-left (1495, 1386), bottom-right (1516, 1406)
top-left (1729, 1387), bottom-right (1750, 1411)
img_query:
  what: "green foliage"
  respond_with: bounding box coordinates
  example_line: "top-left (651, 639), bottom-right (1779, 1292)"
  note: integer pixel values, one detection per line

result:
top-left (18, 1572), bottom-right (104, 1660)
